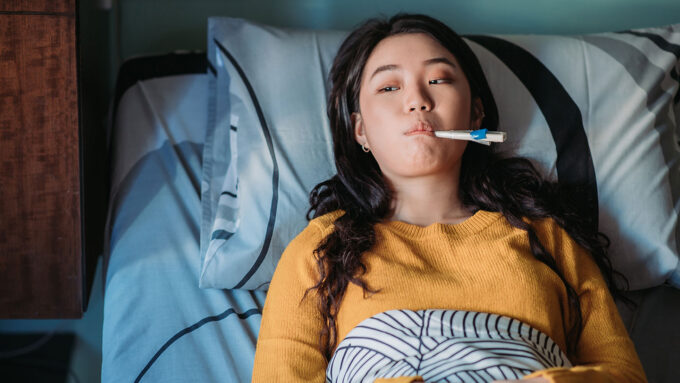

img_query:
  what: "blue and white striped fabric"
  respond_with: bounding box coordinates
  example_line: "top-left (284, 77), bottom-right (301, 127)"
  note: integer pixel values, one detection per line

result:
top-left (327, 310), bottom-right (571, 383)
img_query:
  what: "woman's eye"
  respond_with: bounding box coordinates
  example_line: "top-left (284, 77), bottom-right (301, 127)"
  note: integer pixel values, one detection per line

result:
top-left (379, 86), bottom-right (399, 93)
top-left (429, 79), bottom-right (451, 85)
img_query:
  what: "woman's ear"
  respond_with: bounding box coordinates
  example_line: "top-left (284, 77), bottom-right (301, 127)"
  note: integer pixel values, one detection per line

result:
top-left (352, 112), bottom-right (368, 147)
top-left (472, 98), bottom-right (485, 130)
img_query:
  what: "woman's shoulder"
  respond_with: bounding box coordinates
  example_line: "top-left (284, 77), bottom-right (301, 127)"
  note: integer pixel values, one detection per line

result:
top-left (528, 215), bottom-right (588, 259)
top-left (308, 209), bottom-right (345, 234)
top-left (528, 215), bottom-right (565, 240)
top-left (528, 215), bottom-right (561, 231)
top-left (282, 210), bottom-right (344, 254)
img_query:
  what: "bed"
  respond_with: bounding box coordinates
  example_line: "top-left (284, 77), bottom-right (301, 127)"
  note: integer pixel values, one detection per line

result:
top-left (102, 14), bottom-right (680, 383)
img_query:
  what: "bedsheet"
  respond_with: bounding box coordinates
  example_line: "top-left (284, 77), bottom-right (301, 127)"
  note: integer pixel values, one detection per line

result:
top-left (102, 54), bottom-right (265, 383)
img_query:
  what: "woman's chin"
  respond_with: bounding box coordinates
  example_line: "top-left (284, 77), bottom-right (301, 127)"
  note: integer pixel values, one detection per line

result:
top-left (382, 160), bottom-right (460, 179)
top-left (373, 140), bottom-right (465, 179)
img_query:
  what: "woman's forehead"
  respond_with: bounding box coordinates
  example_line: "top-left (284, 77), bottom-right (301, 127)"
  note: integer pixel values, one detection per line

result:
top-left (364, 33), bottom-right (459, 72)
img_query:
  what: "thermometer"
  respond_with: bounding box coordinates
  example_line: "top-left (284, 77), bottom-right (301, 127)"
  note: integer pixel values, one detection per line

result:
top-left (433, 129), bottom-right (506, 145)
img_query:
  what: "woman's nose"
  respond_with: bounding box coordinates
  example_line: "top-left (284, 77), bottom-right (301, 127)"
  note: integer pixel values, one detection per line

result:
top-left (406, 85), bottom-right (433, 112)
top-left (409, 104), bottom-right (430, 112)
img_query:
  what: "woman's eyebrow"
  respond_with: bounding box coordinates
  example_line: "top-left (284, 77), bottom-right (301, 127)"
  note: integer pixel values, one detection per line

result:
top-left (369, 57), bottom-right (456, 80)
top-left (370, 64), bottom-right (399, 80)
top-left (424, 57), bottom-right (457, 69)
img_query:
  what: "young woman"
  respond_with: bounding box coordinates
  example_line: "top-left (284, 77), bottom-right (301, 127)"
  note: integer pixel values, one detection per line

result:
top-left (252, 13), bottom-right (646, 383)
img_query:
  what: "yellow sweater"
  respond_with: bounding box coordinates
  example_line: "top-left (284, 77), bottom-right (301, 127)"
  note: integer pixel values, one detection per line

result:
top-left (252, 210), bottom-right (646, 382)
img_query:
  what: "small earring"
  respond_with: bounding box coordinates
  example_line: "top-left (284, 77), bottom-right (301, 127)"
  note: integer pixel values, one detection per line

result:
top-left (361, 144), bottom-right (370, 153)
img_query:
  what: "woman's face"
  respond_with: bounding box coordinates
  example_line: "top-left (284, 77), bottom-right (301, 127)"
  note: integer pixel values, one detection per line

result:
top-left (354, 33), bottom-right (483, 181)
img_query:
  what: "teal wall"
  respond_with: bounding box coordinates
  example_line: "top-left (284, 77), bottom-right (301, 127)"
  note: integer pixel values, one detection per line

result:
top-left (98, 0), bottom-right (680, 103)
top-left (115, 0), bottom-right (680, 62)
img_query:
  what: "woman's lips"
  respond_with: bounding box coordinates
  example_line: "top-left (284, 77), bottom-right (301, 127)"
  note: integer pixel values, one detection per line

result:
top-left (405, 130), bottom-right (435, 136)
top-left (405, 121), bottom-right (436, 136)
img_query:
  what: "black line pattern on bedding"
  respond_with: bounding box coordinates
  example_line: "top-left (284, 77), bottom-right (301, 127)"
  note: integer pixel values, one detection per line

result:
top-left (212, 230), bottom-right (235, 241)
top-left (582, 33), bottom-right (680, 243)
top-left (466, 35), bottom-right (599, 233)
top-left (135, 307), bottom-right (262, 383)
top-left (618, 30), bottom-right (680, 105)
top-left (213, 38), bottom-right (280, 289)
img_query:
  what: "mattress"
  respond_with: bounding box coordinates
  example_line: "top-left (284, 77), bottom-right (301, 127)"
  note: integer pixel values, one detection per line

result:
top-left (102, 53), bottom-right (265, 383)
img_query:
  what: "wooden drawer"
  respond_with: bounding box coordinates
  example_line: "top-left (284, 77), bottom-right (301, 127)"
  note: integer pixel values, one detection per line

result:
top-left (0, 0), bottom-right (84, 318)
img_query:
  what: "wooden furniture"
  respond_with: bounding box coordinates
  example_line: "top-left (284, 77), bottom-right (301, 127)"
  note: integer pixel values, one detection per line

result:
top-left (0, 0), bottom-right (99, 318)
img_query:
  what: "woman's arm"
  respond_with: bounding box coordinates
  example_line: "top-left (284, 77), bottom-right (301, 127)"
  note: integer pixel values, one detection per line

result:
top-left (252, 222), bottom-right (329, 382)
top-left (524, 220), bottom-right (648, 383)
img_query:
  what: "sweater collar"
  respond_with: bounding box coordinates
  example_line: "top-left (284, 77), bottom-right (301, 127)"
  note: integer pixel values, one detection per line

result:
top-left (378, 209), bottom-right (503, 238)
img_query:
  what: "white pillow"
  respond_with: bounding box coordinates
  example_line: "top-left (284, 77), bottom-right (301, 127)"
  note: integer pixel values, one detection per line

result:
top-left (200, 17), bottom-right (680, 291)
top-left (200, 18), bottom-right (345, 289)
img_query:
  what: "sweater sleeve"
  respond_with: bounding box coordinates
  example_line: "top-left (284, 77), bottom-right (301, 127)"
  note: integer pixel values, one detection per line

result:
top-left (523, 221), bottom-right (647, 383)
top-left (251, 220), bottom-right (329, 382)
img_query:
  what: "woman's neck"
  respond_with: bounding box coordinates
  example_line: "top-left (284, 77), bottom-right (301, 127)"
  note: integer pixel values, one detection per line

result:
top-left (388, 172), bottom-right (473, 227)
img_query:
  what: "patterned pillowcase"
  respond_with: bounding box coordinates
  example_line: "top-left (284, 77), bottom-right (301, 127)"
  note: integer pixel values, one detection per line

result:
top-left (199, 17), bottom-right (680, 291)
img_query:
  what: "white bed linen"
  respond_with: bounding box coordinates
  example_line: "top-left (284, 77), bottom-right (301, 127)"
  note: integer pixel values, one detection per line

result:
top-left (102, 70), bottom-right (265, 383)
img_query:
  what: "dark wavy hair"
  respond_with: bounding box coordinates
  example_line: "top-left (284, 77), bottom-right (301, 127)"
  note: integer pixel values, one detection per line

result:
top-left (305, 13), bottom-right (631, 360)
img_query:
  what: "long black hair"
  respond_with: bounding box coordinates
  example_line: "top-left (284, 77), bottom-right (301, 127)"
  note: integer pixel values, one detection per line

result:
top-left (305, 13), bottom-right (631, 360)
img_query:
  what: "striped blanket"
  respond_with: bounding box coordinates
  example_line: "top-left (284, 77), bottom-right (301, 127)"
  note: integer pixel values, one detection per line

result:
top-left (326, 310), bottom-right (571, 383)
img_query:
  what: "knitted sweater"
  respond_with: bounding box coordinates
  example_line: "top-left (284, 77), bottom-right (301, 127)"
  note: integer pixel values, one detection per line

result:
top-left (252, 210), bottom-right (646, 382)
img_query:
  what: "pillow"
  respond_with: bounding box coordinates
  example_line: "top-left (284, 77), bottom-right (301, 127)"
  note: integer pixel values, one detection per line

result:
top-left (200, 17), bottom-right (680, 291)
top-left (201, 18), bottom-right (345, 289)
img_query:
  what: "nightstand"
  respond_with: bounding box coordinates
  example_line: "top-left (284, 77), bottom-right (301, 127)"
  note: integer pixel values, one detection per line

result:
top-left (0, 0), bottom-right (103, 318)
